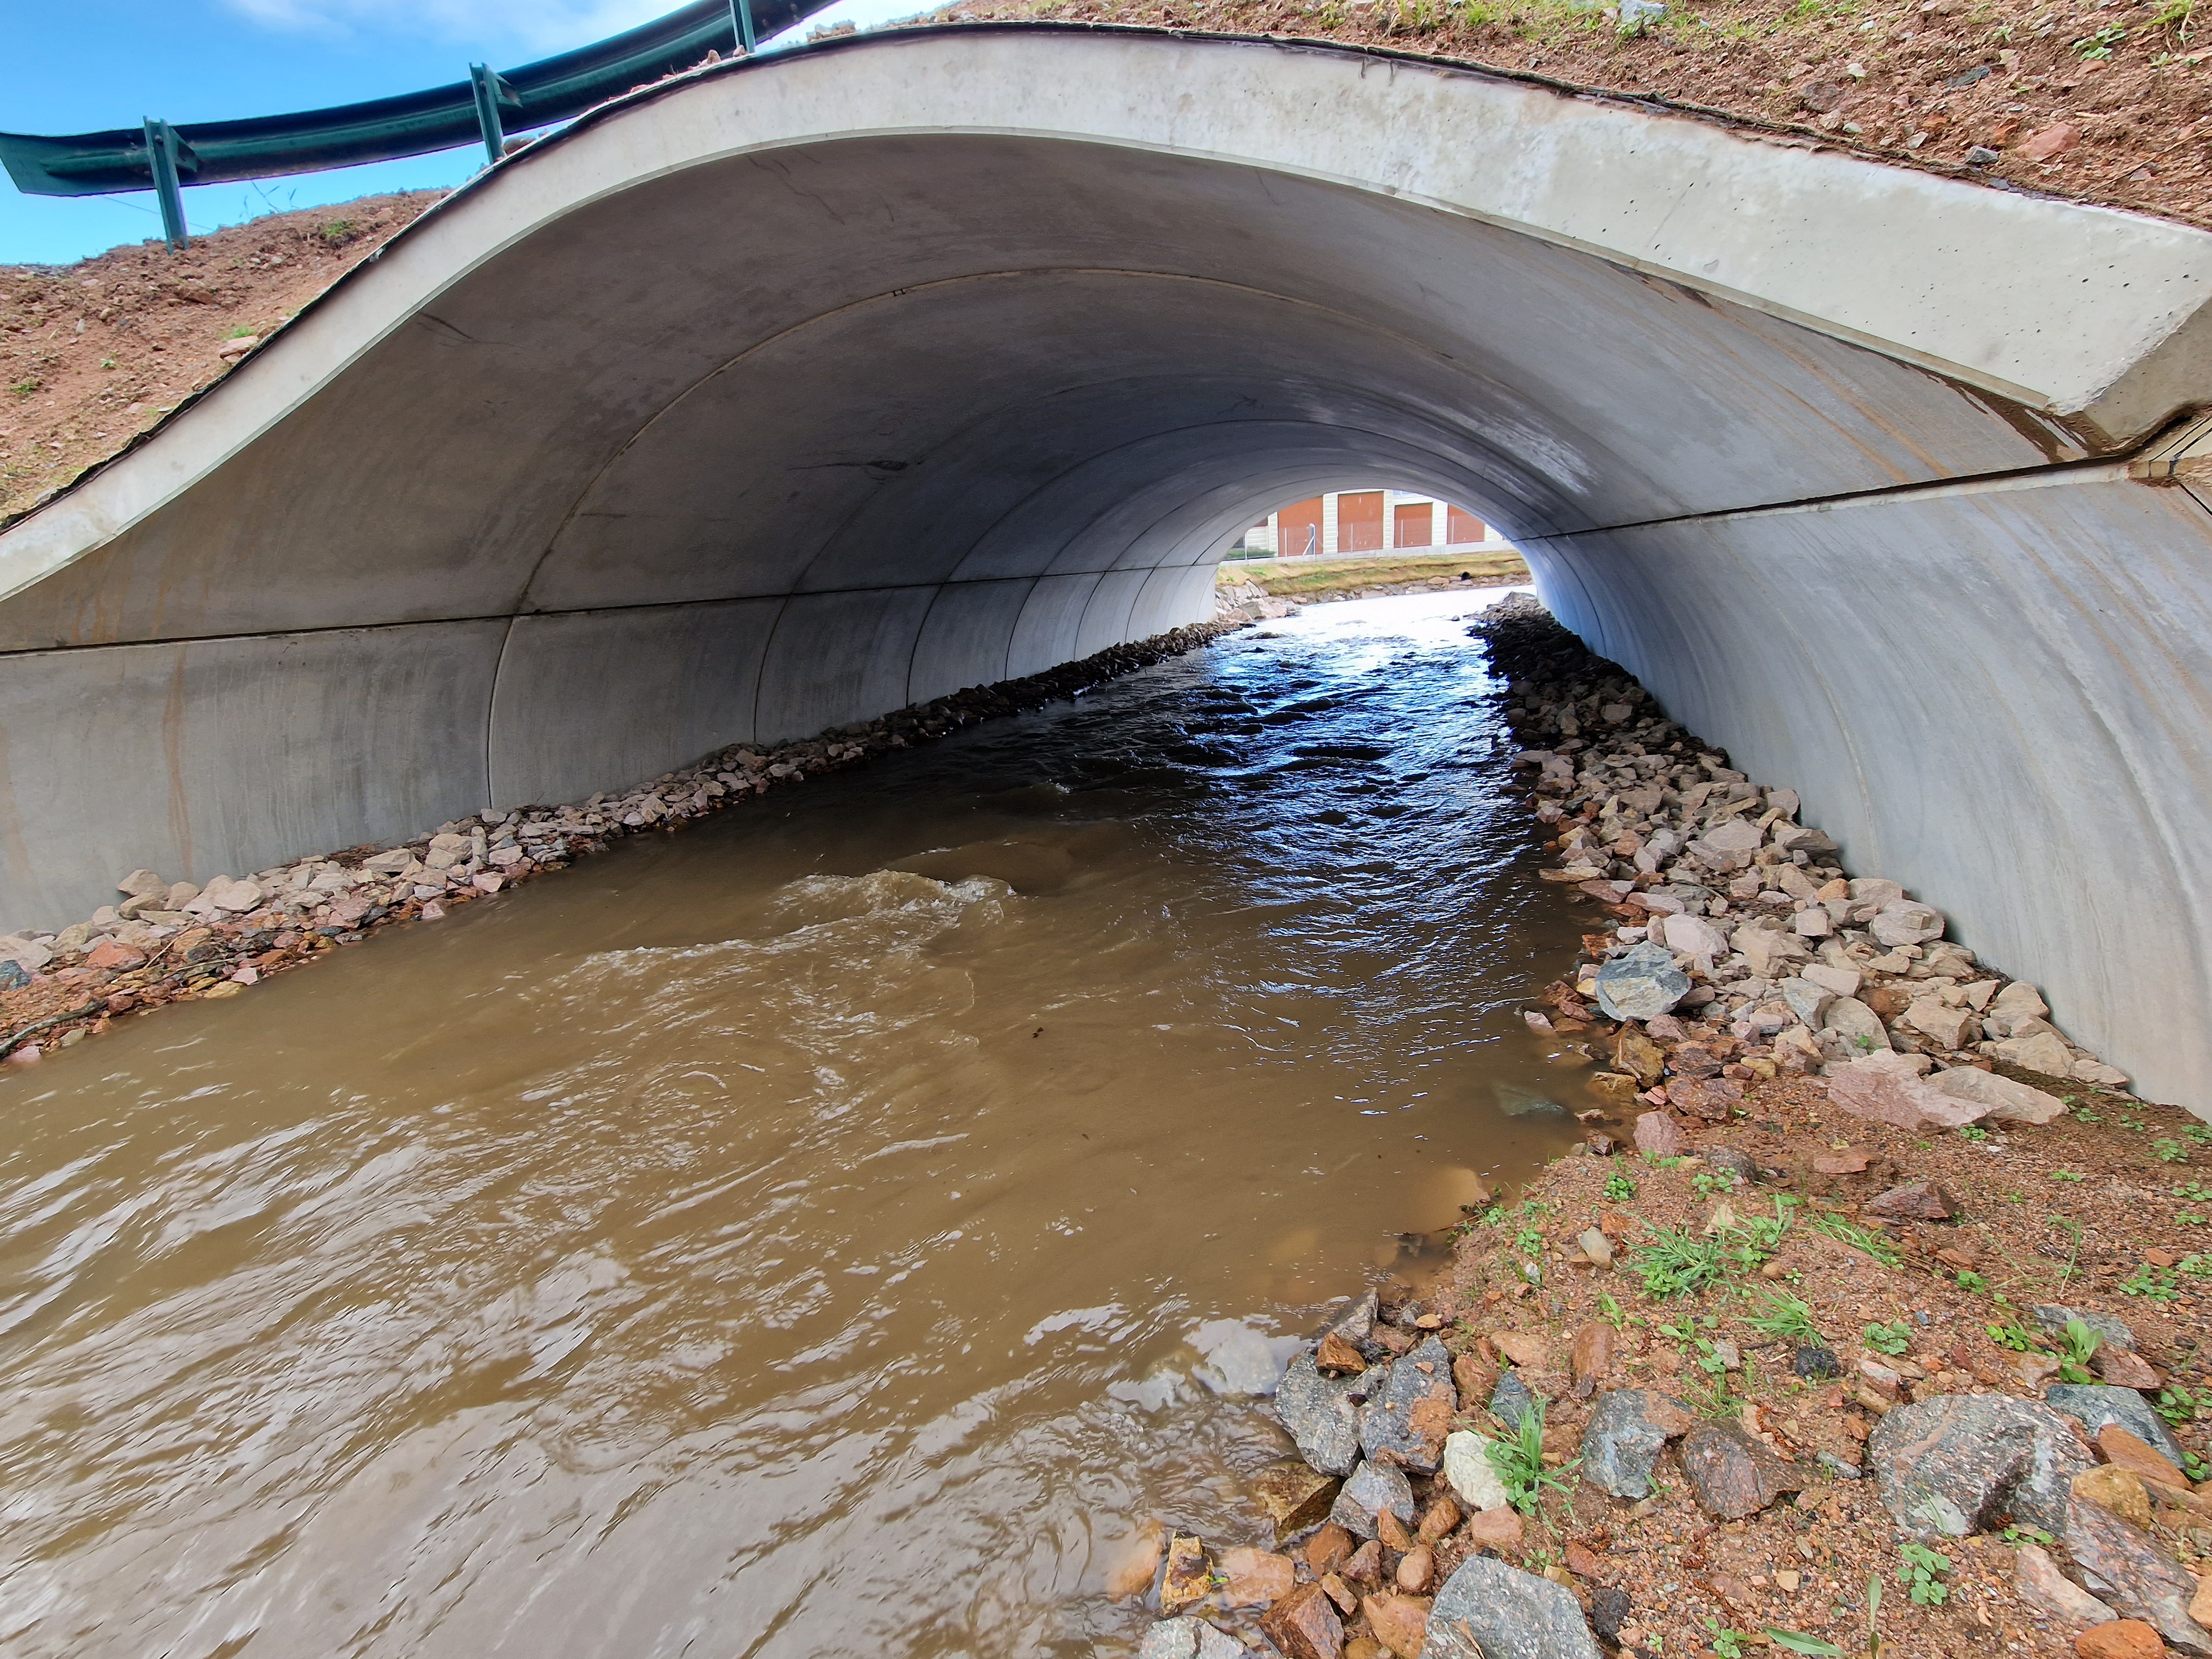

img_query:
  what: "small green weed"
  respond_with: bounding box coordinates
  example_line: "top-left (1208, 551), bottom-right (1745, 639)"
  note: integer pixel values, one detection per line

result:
top-left (2154, 1139), bottom-right (2191, 1164)
top-left (1705, 1620), bottom-right (1747, 1658)
top-left (2056, 1317), bottom-right (2101, 1384)
top-left (1630, 1228), bottom-right (1731, 1298)
top-left (1746, 1288), bottom-right (1822, 1344)
top-left (2001, 1523), bottom-right (2056, 1548)
top-left (1764, 1630), bottom-right (1844, 1657)
top-left (2157, 1384), bottom-right (2200, 1427)
top-left (1486, 1399), bottom-right (1577, 1514)
top-left (319, 218), bottom-right (356, 243)
top-left (1812, 1213), bottom-right (1903, 1267)
top-left (1864, 1322), bottom-right (1912, 1357)
top-left (9, 378), bottom-right (38, 398)
top-left (2122, 1263), bottom-right (2181, 1301)
top-left (1955, 1269), bottom-right (1989, 1293)
top-left (1898, 1541), bottom-right (1951, 1606)
top-left (1985, 1318), bottom-right (2037, 1352)
top-left (1605, 1172), bottom-right (1638, 1202)
top-left (1598, 1291), bottom-right (1632, 1331)
top-left (2186, 1124), bottom-right (2212, 1145)
top-left (98, 356), bottom-right (115, 369)
top-left (1956, 1124), bottom-right (1989, 1143)
top-left (2073, 1107), bottom-right (2104, 1124)
top-left (2175, 1181), bottom-right (2212, 1203)
top-left (2052, 1170), bottom-right (2085, 1183)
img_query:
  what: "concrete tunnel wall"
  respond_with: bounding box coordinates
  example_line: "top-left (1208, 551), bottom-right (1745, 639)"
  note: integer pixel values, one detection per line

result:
top-left (5, 24), bottom-right (2212, 1101)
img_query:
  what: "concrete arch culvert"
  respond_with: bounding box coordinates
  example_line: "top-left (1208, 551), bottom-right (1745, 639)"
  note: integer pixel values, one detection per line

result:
top-left (5, 23), bottom-right (2212, 1101)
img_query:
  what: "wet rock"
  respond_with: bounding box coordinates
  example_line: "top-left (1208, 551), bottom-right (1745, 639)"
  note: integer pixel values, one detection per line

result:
top-left (1489, 1370), bottom-right (1540, 1433)
top-left (1866, 1394), bottom-right (2091, 1541)
top-left (1459, 1505), bottom-right (1526, 1548)
top-left (2046, 1385), bottom-right (2187, 1468)
top-left (1679, 1419), bottom-right (1805, 1519)
top-left (1443, 1430), bottom-right (1512, 1511)
top-left (1219, 1546), bottom-right (1297, 1608)
top-left (2094, 1347), bottom-right (2162, 1390)
top-left (1324, 1290), bottom-right (1379, 1345)
top-left (1109, 1523), bottom-right (1167, 1598)
top-left (2015, 1541), bottom-right (2116, 1627)
top-left (1331, 1460), bottom-right (1416, 1540)
top-left (1317, 1332), bottom-right (1368, 1376)
top-left (1260, 1582), bottom-right (1345, 1659)
top-left (1364, 1592), bottom-right (1432, 1656)
top-left (2064, 1495), bottom-right (2212, 1653)
top-left (1592, 943), bottom-right (1689, 1022)
top-left (2098, 1426), bottom-right (2188, 1493)
top-left (1422, 1556), bottom-right (1603, 1659)
top-left (1161, 1534), bottom-right (1211, 1614)
top-left (2074, 1465), bottom-right (2154, 1530)
top-left (1632, 1112), bottom-right (1685, 1156)
top-left (1580, 1388), bottom-right (1694, 1500)
top-left (1928, 1065), bottom-right (2067, 1123)
top-left (2076, 1624), bottom-right (2169, 1659)
top-left (1253, 1460), bottom-right (1342, 1539)
top-left (2033, 1307), bottom-right (2137, 1352)
top-left (1360, 1335), bottom-right (1456, 1472)
top-left (1192, 1319), bottom-right (1302, 1396)
top-left (1277, 1349), bottom-right (1368, 1476)
top-left (1863, 1178), bottom-right (1959, 1221)
top-left (1793, 1345), bottom-right (1843, 1380)
top-left (1306, 1523), bottom-right (1355, 1577)
top-left (1138, 1619), bottom-right (1249, 1659)
top-left (1612, 1027), bottom-right (1666, 1087)
top-left (1397, 1545), bottom-right (1437, 1593)
top-left (1828, 1051), bottom-right (1986, 1130)
top-left (1589, 1584), bottom-right (1631, 1646)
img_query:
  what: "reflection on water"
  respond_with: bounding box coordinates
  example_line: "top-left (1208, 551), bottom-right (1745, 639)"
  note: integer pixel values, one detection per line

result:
top-left (0, 588), bottom-right (1592, 1657)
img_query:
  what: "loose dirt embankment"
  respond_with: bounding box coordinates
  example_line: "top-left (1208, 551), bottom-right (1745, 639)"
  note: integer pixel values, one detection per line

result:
top-left (0, 192), bottom-right (441, 522)
top-left (1128, 596), bottom-right (2212, 1659)
top-left (936, 0), bottom-right (2212, 231)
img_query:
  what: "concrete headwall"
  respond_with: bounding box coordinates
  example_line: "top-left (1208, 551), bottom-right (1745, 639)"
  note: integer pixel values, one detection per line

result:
top-left (4, 26), bottom-right (2212, 1099)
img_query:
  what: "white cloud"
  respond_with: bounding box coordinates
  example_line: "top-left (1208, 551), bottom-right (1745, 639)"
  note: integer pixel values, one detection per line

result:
top-left (219, 0), bottom-right (677, 55)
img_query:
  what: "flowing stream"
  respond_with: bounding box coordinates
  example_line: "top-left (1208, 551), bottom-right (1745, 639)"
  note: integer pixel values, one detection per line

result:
top-left (0, 588), bottom-right (1592, 1657)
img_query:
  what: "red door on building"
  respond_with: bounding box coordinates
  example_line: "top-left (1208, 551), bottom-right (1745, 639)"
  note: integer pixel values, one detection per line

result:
top-left (1393, 503), bottom-right (1432, 549)
top-left (1446, 506), bottom-right (1487, 545)
top-left (1338, 492), bottom-right (1385, 553)
top-left (1279, 497), bottom-right (1324, 559)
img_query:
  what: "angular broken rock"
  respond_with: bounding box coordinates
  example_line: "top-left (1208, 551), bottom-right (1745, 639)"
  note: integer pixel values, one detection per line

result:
top-left (1251, 1460), bottom-right (1342, 1539)
top-left (1571, 1321), bottom-right (1613, 1384)
top-left (2046, 1385), bottom-right (2188, 1468)
top-left (1995, 1030), bottom-right (2077, 1078)
top-left (1276, 1350), bottom-right (1368, 1477)
top-left (1679, 1418), bottom-right (1805, 1519)
top-left (1579, 1387), bottom-right (1695, 1500)
top-left (1317, 1332), bottom-right (1366, 1375)
top-left (2098, 1426), bottom-right (2188, 1493)
top-left (1863, 1178), bottom-right (1959, 1222)
top-left (1442, 1429), bottom-right (1512, 1511)
top-left (2094, 1346), bottom-right (2162, 1390)
top-left (2064, 1494), bottom-right (2212, 1655)
top-left (2074, 1464), bottom-right (2155, 1530)
top-left (1668, 1076), bottom-right (1742, 1123)
top-left (1633, 1111), bottom-right (1686, 1156)
top-left (1219, 1545), bottom-right (1298, 1609)
top-left (1137, 1619), bottom-right (1249, 1659)
top-left (1359, 1335), bottom-right (1456, 1472)
top-left (1827, 1052), bottom-right (1986, 1131)
top-left (1866, 1394), bottom-right (2091, 1541)
top-left (1904, 997), bottom-right (1975, 1050)
top-left (2033, 1306), bottom-right (2137, 1352)
top-left (1661, 911), bottom-right (1726, 958)
top-left (1870, 900), bottom-right (1945, 946)
top-left (2013, 1541), bottom-right (2116, 1628)
top-left (1780, 975), bottom-right (1834, 1027)
top-left (1422, 1556), bottom-right (1603, 1659)
top-left (1363, 1592), bottom-right (1432, 1658)
top-left (1161, 1534), bottom-right (1212, 1615)
top-left (1331, 1460), bottom-right (1415, 1540)
top-left (1927, 1065), bottom-right (2066, 1124)
top-left (1490, 1330), bottom-right (1551, 1370)
top-left (1489, 1370), bottom-right (1540, 1433)
top-left (1260, 1581), bottom-right (1345, 1659)
top-left (1613, 1026), bottom-right (1666, 1087)
top-left (1593, 942), bottom-right (1689, 1022)
top-left (1985, 980), bottom-right (2048, 1036)
top-left (1819, 996), bottom-right (1892, 1055)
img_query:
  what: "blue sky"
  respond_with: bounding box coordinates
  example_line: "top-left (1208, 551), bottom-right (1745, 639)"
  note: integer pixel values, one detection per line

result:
top-left (3, 0), bottom-right (933, 266)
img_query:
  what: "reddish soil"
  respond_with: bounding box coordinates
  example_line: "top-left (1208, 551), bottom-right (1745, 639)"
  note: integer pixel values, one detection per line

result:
top-left (0, 192), bottom-right (443, 524)
top-left (935, 0), bottom-right (2212, 229)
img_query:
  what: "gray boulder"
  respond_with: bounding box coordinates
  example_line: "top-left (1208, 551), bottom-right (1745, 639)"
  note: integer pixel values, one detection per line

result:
top-left (1359, 1335), bottom-right (1456, 1473)
top-left (1329, 1459), bottom-right (1415, 1540)
top-left (1593, 942), bottom-right (1689, 1022)
top-left (1866, 1394), bottom-right (2091, 1541)
top-left (1275, 1349), bottom-right (1369, 1477)
top-left (2045, 1383), bottom-right (2187, 1467)
top-left (1580, 1389), bottom-right (1695, 1500)
top-left (1136, 1619), bottom-right (1249, 1659)
top-left (2030, 1306), bottom-right (2136, 1351)
top-left (1423, 1556), bottom-right (1603, 1658)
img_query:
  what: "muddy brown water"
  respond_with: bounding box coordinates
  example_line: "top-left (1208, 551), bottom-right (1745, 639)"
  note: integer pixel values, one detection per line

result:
top-left (0, 588), bottom-right (1597, 1657)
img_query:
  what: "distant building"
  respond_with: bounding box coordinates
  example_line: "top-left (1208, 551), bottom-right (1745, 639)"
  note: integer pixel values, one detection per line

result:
top-left (1238, 490), bottom-right (1503, 557)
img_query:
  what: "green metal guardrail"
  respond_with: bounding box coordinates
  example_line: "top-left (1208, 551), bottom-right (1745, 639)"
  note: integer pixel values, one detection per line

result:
top-left (0, 0), bottom-right (837, 252)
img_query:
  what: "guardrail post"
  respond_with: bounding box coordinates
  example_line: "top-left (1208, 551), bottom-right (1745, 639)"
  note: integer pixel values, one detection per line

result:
top-left (141, 118), bottom-right (188, 252)
top-left (730, 0), bottom-right (757, 54)
top-left (469, 62), bottom-right (515, 166)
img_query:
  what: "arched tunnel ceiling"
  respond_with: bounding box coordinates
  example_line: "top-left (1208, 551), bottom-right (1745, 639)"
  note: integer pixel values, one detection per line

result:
top-left (3, 26), bottom-right (2212, 1102)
